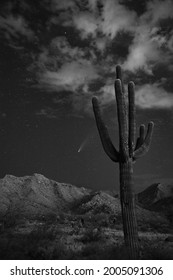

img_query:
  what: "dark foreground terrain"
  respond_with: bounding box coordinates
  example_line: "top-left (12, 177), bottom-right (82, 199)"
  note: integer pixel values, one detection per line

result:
top-left (0, 174), bottom-right (173, 260)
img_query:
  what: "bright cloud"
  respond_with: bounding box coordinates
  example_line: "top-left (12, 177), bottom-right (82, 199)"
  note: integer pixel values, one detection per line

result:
top-left (88, 0), bottom-right (98, 12)
top-left (101, 0), bottom-right (136, 39)
top-left (97, 80), bottom-right (173, 110)
top-left (146, 0), bottom-right (173, 24)
top-left (97, 82), bottom-right (115, 105)
top-left (123, 0), bottom-right (173, 74)
top-left (35, 35), bottom-right (99, 93)
top-left (123, 27), bottom-right (160, 73)
top-left (92, 37), bottom-right (107, 52)
top-left (49, 0), bottom-right (173, 79)
top-left (72, 0), bottom-right (137, 39)
top-left (39, 61), bottom-right (99, 92)
top-left (73, 12), bottom-right (99, 38)
top-left (50, 36), bottom-right (87, 61)
top-left (135, 83), bottom-right (173, 109)
top-left (97, 81), bottom-right (173, 110)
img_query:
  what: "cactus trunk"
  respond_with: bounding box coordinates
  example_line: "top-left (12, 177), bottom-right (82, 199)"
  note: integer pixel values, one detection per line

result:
top-left (119, 160), bottom-right (139, 259)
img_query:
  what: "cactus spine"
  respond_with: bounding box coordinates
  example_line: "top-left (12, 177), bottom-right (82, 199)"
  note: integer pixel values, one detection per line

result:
top-left (92, 65), bottom-right (154, 259)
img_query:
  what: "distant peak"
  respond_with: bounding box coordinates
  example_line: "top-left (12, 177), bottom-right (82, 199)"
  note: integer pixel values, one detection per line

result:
top-left (32, 173), bottom-right (47, 180)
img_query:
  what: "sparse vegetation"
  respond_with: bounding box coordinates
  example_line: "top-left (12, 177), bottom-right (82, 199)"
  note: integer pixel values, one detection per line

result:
top-left (0, 211), bottom-right (172, 260)
top-left (140, 239), bottom-right (173, 260)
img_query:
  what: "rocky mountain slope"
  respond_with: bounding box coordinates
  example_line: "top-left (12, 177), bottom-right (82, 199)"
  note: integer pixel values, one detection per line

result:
top-left (0, 173), bottom-right (90, 219)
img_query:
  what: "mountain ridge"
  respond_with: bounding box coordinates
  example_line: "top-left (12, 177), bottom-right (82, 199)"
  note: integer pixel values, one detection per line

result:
top-left (0, 173), bottom-right (172, 222)
top-left (137, 182), bottom-right (173, 211)
top-left (0, 173), bottom-right (91, 219)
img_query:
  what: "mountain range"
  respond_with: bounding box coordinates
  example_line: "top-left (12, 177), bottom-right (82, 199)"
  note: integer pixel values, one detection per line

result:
top-left (0, 173), bottom-right (172, 221)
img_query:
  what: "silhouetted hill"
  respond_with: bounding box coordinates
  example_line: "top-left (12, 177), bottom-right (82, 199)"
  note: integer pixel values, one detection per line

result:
top-left (137, 183), bottom-right (173, 217)
top-left (137, 183), bottom-right (173, 205)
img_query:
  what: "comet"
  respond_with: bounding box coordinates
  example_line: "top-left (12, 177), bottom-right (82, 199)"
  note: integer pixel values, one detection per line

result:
top-left (77, 136), bottom-right (90, 153)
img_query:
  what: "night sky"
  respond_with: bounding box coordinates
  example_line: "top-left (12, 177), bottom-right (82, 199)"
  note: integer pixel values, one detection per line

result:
top-left (0, 0), bottom-right (173, 192)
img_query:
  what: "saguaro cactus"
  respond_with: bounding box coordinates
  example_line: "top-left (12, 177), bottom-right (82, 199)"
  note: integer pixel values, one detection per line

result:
top-left (92, 65), bottom-right (154, 259)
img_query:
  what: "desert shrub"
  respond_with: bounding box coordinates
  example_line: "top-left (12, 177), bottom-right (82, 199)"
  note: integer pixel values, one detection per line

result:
top-left (0, 212), bottom-right (21, 229)
top-left (138, 214), bottom-right (169, 233)
top-left (80, 227), bottom-right (102, 243)
top-left (165, 206), bottom-right (173, 226)
top-left (93, 204), bottom-right (113, 215)
top-left (109, 214), bottom-right (123, 227)
top-left (0, 233), bottom-right (70, 260)
top-left (44, 212), bottom-right (59, 224)
top-left (141, 242), bottom-right (173, 260)
top-left (0, 222), bottom-right (65, 260)
top-left (81, 243), bottom-right (101, 259)
top-left (58, 212), bottom-right (67, 224)
top-left (27, 240), bottom-right (72, 260)
top-left (92, 213), bottom-right (109, 227)
top-left (28, 223), bottom-right (60, 242)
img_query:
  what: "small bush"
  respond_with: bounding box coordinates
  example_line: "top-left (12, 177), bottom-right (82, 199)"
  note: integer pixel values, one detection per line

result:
top-left (139, 238), bottom-right (173, 260)
top-left (80, 227), bottom-right (102, 243)
top-left (141, 244), bottom-right (173, 260)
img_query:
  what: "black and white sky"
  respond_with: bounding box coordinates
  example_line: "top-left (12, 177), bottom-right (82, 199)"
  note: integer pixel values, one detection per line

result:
top-left (0, 0), bottom-right (173, 191)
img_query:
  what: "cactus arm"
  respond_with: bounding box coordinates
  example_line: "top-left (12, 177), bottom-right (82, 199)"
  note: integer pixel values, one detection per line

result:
top-left (128, 82), bottom-right (136, 157)
top-left (135, 124), bottom-right (145, 150)
top-left (92, 96), bottom-right (119, 162)
top-left (133, 122), bottom-right (154, 160)
top-left (116, 65), bottom-right (125, 93)
top-left (114, 79), bottom-right (129, 161)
